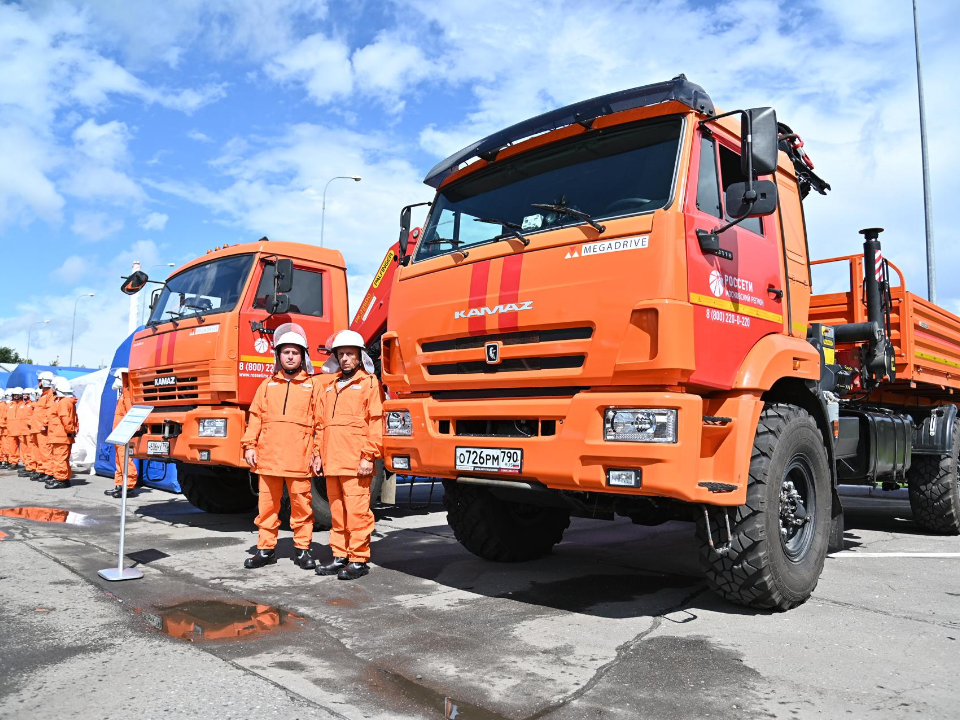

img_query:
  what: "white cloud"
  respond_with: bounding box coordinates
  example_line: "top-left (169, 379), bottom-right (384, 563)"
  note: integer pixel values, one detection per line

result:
top-left (265, 33), bottom-right (353, 105)
top-left (71, 211), bottom-right (124, 241)
top-left (73, 119), bottom-right (131, 166)
top-left (187, 129), bottom-right (213, 143)
top-left (51, 255), bottom-right (95, 285)
top-left (139, 212), bottom-right (169, 231)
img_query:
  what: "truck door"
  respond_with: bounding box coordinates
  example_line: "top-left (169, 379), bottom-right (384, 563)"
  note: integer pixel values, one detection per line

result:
top-left (684, 129), bottom-right (785, 389)
top-left (237, 260), bottom-right (335, 404)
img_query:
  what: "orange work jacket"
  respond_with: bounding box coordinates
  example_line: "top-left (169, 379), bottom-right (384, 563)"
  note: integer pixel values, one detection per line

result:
top-left (240, 370), bottom-right (324, 479)
top-left (47, 397), bottom-right (78, 443)
top-left (316, 369), bottom-right (384, 477)
top-left (17, 401), bottom-right (33, 437)
top-left (0, 402), bottom-right (8, 432)
top-left (114, 391), bottom-right (133, 429)
top-left (35, 389), bottom-right (55, 431)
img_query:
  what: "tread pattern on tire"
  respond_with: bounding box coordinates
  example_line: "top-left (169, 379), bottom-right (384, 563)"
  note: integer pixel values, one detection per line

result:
top-left (697, 403), bottom-right (827, 611)
top-left (179, 468), bottom-right (257, 514)
top-left (443, 480), bottom-right (570, 562)
top-left (908, 420), bottom-right (960, 535)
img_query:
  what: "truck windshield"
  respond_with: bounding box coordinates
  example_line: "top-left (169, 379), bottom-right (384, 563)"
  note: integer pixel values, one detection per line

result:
top-left (415, 116), bottom-right (683, 262)
top-left (147, 254), bottom-right (255, 325)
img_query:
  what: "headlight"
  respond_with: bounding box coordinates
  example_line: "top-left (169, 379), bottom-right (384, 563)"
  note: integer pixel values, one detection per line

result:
top-left (604, 408), bottom-right (677, 443)
top-left (198, 418), bottom-right (228, 438)
top-left (385, 410), bottom-right (413, 436)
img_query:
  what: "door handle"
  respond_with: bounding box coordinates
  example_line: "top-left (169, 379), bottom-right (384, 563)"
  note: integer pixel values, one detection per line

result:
top-left (767, 286), bottom-right (784, 300)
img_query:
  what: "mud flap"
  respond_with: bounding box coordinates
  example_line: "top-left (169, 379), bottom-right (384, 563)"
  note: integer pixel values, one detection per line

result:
top-left (828, 486), bottom-right (844, 552)
top-left (381, 472), bottom-right (397, 505)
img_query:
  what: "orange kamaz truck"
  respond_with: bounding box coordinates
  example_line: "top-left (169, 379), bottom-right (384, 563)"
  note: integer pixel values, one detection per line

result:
top-left (379, 75), bottom-right (960, 610)
top-left (120, 239), bottom-right (357, 523)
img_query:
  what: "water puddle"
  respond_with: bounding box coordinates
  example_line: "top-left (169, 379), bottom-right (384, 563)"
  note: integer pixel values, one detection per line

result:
top-left (0, 506), bottom-right (96, 526)
top-left (136, 599), bottom-right (307, 642)
top-left (370, 666), bottom-right (510, 720)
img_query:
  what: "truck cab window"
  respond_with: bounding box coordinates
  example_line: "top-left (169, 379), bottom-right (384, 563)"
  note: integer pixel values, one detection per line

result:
top-left (148, 253), bottom-right (254, 325)
top-left (695, 136), bottom-right (722, 219)
top-left (718, 144), bottom-right (763, 236)
top-left (253, 265), bottom-right (325, 317)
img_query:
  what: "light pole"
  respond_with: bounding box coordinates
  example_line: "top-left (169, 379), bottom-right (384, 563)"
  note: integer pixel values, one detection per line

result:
top-left (70, 293), bottom-right (95, 366)
top-left (26, 319), bottom-right (50, 364)
top-left (139, 263), bottom-right (175, 324)
top-left (913, 0), bottom-right (936, 302)
top-left (320, 175), bottom-right (361, 247)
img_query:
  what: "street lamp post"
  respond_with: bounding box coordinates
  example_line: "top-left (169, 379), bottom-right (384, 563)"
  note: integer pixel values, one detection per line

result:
top-left (26, 319), bottom-right (50, 364)
top-left (70, 293), bottom-right (96, 366)
top-left (320, 175), bottom-right (361, 247)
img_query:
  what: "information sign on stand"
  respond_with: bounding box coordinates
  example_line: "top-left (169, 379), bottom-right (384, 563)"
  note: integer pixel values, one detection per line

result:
top-left (98, 404), bottom-right (154, 582)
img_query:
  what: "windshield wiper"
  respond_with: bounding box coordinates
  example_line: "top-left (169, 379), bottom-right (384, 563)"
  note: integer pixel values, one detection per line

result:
top-left (474, 217), bottom-right (530, 246)
top-left (422, 238), bottom-right (465, 247)
top-left (163, 310), bottom-right (182, 327)
top-left (531, 202), bottom-right (605, 234)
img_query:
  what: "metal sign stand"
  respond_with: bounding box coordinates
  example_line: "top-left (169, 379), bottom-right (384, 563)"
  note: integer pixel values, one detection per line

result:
top-left (98, 404), bottom-right (154, 582)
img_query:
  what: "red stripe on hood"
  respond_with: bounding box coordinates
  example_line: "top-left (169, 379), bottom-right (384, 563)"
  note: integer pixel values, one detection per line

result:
top-left (468, 260), bottom-right (491, 336)
top-left (165, 329), bottom-right (178, 364)
top-left (497, 254), bottom-right (524, 331)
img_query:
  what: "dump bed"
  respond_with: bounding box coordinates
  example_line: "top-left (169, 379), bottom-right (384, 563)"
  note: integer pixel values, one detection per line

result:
top-left (809, 254), bottom-right (960, 396)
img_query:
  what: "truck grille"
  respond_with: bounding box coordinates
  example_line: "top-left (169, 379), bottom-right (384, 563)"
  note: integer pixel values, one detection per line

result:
top-left (425, 355), bottom-right (585, 375)
top-left (421, 326), bottom-right (593, 353)
top-left (132, 363), bottom-right (212, 403)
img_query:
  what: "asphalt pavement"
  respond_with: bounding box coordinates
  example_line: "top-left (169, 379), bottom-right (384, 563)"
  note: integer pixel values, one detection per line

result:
top-left (1, 468), bottom-right (958, 719)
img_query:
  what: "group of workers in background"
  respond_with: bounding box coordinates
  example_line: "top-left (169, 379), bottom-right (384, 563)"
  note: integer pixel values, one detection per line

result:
top-left (241, 324), bottom-right (384, 581)
top-left (0, 372), bottom-right (79, 489)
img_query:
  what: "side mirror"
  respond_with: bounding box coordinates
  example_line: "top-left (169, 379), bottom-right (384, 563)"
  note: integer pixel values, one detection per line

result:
top-left (398, 206), bottom-right (412, 258)
top-left (148, 288), bottom-right (162, 312)
top-left (268, 293), bottom-right (291, 315)
top-left (275, 258), bottom-right (294, 294)
top-left (120, 270), bottom-right (149, 295)
top-left (725, 179), bottom-right (778, 218)
top-left (741, 107), bottom-right (779, 177)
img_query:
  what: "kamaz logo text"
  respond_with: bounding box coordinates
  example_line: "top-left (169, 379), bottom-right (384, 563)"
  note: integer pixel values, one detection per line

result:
top-left (154, 376), bottom-right (177, 387)
top-left (454, 301), bottom-right (534, 320)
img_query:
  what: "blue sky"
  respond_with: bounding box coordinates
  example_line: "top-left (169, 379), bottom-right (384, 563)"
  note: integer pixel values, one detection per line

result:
top-left (0, 0), bottom-right (957, 367)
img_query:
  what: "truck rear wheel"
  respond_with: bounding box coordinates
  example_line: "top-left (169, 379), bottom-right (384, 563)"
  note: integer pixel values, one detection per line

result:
top-left (907, 420), bottom-right (960, 534)
top-left (177, 464), bottom-right (258, 514)
top-left (696, 403), bottom-right (831, 610)
top-left (442, 480), bottom-right (571, 562)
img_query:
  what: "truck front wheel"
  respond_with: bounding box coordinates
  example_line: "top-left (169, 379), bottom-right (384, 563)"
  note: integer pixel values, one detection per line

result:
top-left (177, 464), bottom-right (258, 514)
top-left (442, 480), bottom-right (571, 562)
top-left (907, 420), bottom-right (960, 534)
top-left (696, 403), bottom-right (832, 610)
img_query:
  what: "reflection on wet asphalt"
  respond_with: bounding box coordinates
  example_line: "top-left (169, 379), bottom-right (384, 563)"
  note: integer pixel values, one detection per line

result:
top-left (136, 599), bottom-right (307, 642)
top-left (0, 506), bottom-right (96, 526)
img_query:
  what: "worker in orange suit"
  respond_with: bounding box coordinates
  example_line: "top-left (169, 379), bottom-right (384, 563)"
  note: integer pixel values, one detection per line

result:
top-left (241, 323), bottom-right (323, 571)
top-left (0, 388), bottom-right (10, 469)
top-left (107, 368), bottom-right (139, 498)
top-left (44, 377), bottom-right (77, 490)
top-left (20, 388), bottom-right (38, 477)
top-left (4, 389), bottom-right (24, 470)
top-left (35, 371), bottom-right (57, 483)
top-left (314, 330), bottom-right (384, 581)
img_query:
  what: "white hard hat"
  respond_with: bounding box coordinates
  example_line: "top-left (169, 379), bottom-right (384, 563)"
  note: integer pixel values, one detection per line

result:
top-left (38, 370), bottom-right (56, 387)
top-left (272, 322), bottom-right (313, 375)
top-left (12, 387), bottom-right (23, 395)
top-left (54, 377), bottom-right (74, 396)
top-left (330, 329), bottom-right (366, 351)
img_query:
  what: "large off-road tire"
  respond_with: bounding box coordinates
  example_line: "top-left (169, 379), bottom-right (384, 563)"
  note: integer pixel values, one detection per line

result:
top-left (442, 480), bottom-right (571, 562)
top-left (177, 464), bottom-right (258, 514)
top-left (278, 461), bottom-right (384, 531)
top-left (696, 403), bottom-right (832, 611)
top-left (907, 420), bottom-right (960, 534)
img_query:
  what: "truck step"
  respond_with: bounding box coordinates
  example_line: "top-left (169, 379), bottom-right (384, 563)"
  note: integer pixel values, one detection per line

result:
top-left (698, 481), bottom-right (738, 493)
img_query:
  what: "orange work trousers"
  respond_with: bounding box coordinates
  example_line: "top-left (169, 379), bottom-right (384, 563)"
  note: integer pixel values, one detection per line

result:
top-left (49, 443), bottom-right (72, 481)
top-left (4, 435), bottom-right (19, 465)
top-left (24, 435), bottom-right (39, 471)
top-left (326, 475), bottom-right (374, 562)
top-left (114, 444), bottom-right (138, 488)
top-left (38, 432), bottom-right (53, 475)
top-left (0, 432), bottom-right (7, 462)
top-left (255, 475), bottom-right (314, 551)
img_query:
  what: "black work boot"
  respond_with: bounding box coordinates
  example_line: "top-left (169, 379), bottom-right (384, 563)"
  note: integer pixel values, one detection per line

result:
top-left (46, 480), bottom-right (70, 490)
top-left (337, 562), bottom-right (370, 581)
top-left (105, 487), bottom-right (121, 497)
top-left (244, 549), bottom-right (277, 569)
top-left (315, 557), bottom-right (348, 576)
top-left (44, 477), bottom-right (59, 488)
top-left (294, 549), bottom-right (317, 570)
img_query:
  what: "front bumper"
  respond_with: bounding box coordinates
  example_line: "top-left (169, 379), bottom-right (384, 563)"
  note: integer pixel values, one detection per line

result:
top-left (384, 390), bottom-right (741, 506)
top-left (131, 406), bottom-right (246, 468)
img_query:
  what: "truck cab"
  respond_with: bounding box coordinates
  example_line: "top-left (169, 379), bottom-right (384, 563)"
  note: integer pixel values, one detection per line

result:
top-left (125, 239), bottom-right (348, 513)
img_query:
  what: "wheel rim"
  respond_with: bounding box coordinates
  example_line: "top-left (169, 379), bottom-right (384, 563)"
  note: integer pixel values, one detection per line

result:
top-left (779, 454), bottom-right (816, 561)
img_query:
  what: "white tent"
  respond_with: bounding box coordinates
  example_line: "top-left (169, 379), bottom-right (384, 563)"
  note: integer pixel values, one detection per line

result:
top-left (69, 368), bottom-right (109, 472)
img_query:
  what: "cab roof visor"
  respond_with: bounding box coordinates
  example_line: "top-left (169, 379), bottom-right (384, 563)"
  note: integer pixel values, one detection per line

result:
top-left (423, 75), bottom-right (714, 188)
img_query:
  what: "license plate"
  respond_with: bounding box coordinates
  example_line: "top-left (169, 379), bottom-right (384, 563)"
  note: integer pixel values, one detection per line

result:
top-left (455, 447), bottom-right (522, 474)
top-left (147, 441), bottom-right (170, 456)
